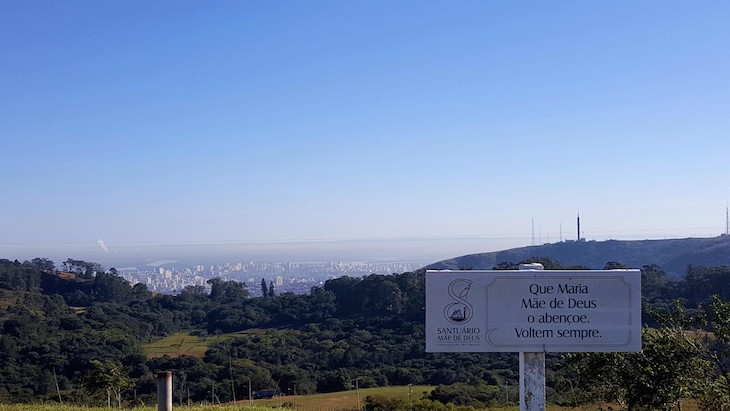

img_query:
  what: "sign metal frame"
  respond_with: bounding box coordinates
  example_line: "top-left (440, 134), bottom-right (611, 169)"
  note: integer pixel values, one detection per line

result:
top-left (426, 269), bottom-right (641, 353)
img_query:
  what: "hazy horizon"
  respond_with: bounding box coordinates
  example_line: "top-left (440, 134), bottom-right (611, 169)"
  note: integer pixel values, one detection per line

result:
top-left (3, 230), bottom-right (728, 269)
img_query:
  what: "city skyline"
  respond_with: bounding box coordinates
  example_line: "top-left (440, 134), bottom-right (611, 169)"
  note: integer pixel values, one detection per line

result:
top-left (2, 2), bottom-right (729, 264)
top-left (110, 259), bottom-right (423, 295)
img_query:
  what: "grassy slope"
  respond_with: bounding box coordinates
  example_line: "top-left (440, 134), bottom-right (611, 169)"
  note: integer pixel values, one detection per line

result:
top-left (0, 289), bottom-right (45, 318)
top-left (0, 392), bottom-right (703, 411)
top-left (141, 329), bottom-right (284, 359)
top-left (246, 387), bottom-right (659, 411)
top-left (0, 402), bottom-right (704, 411)
top-left (245, 386), bottom-right (704, 411)
top-left (0, 406), bottom-right (273, 411)
top-left (0, 290), bottom-right (21, 310)
top-left (247, 385), bottom-right (435, 409)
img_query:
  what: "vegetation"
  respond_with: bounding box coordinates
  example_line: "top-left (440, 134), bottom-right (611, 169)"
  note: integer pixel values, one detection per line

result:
top-left (142, 330), bottom-right (272, 359)
top-left (0, 406), bottom-right (275, 411)
top-left (4, 256), bottom-right (730, 409)
top-left (0, 258), bottom-right (494, 405)
top-left (249, 385), bottom-right (434, 410)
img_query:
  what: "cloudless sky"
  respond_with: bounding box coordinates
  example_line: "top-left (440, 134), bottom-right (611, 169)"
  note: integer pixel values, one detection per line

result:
top-left (2, 1), bottom-right (729, 264)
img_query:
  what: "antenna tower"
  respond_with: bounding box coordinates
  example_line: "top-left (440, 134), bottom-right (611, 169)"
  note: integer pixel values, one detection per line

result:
top-left (560, 223), bottom-right (563, 242)
top-left (531, 219), bottom-right (535, 246)
top-left (577, 211), bottom-right (581, 241)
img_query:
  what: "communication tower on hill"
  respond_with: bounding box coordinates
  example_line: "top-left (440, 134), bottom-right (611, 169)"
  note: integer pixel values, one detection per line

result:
top-left (531, 218), bottom-right (535, 246)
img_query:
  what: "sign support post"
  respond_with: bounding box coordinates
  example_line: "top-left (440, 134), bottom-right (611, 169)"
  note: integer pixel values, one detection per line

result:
top-left (518, 263), bottom-right (545, 411)
top-left (519, 352), bottom-right (545, 411)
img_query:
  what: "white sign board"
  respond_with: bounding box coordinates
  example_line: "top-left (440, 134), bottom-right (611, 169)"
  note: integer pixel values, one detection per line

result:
top-left (426, 270), bottom-right (641, 353)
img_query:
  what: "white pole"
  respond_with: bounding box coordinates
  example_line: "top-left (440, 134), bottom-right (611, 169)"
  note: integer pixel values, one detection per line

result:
top-left (355, 378), bottom-right (360, 411)
top-left (229, 354), bottom-right (236, 403)
top-left (53, 367), bottom-right (63, 404)
top-left (518, 263), bottom-right (545, 411)
top-left (157, 371), bottom-right (172, 411)
top-left (519, 352), bottom-right (545, 411)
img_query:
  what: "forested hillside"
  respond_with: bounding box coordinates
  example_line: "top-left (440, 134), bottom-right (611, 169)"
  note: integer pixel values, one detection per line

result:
top-left (2, 257), bottom-right (730, 408)
top-left (0, 258), bottom-right (514, 405)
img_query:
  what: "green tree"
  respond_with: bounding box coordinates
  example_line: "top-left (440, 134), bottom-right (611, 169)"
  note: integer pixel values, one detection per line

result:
top-left (62, 259), bottom-right (103, 279)
top-left (641, 264), bottom-right (669, 303)
top-left (30, 258), bottom-right (55, 271)
top-left (604, 261), bottom-right (630, 270)
top-left (208, 278), bottom-right (249, 303)
top-left (84, 359), bottom-right (130, 408)
top-left (565, 298), bottom-right (726, 410)
top-left (564, 325), bottom-right (710, 410)
top-left (180, 285), bottom-right (208, 303)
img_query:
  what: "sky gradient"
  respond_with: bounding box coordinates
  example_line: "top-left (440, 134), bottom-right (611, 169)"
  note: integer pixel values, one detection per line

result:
top-left (2, 1), bottom-right (729, 264)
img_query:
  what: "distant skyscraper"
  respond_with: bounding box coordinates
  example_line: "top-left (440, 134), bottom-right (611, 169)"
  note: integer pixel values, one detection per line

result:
top-left (577, 211), bottom-right (581, 241)
top-left (276, 276), bottom-right (283, 286)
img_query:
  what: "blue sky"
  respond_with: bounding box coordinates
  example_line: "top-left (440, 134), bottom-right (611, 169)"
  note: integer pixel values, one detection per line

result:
top-left (2, 1), bottom-right (729, 264)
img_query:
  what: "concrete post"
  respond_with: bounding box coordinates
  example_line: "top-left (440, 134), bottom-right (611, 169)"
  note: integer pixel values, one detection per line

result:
top-left (518, 263), bottom-right (545, 411)
top-left (519, 352), bottom-right (545, 411)
top-left (157, 371), bottom-right (172, 411)
top-left (355, 378), bottom-right (360, 411)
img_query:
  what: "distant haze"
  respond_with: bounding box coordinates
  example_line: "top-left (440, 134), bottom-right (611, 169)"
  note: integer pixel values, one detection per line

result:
top-left (1, 237), bottom-right (521, 268)
top-left (3, 231), bottom-right (727, 269)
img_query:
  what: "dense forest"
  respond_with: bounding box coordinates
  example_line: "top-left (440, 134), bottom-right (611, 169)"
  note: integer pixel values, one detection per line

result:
top-left (2, 257), bottom-right (730, 409)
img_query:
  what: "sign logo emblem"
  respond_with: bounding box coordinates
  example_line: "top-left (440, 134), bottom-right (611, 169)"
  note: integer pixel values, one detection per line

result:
top-left (444, 279), bottom-right (473, 324)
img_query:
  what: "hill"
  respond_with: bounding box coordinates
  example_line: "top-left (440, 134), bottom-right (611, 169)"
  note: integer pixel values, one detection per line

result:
top-left (427, 235), bottom-right (730, 277)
